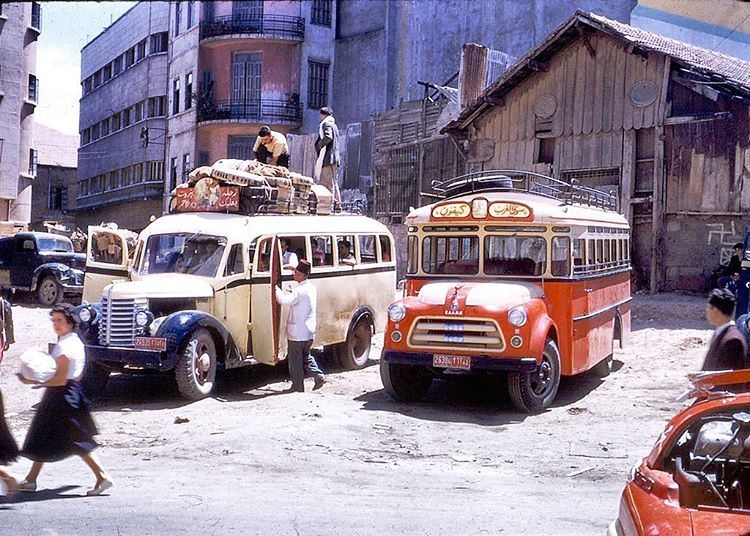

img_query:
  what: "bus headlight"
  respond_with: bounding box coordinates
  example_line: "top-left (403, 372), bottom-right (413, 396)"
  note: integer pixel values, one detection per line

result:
top-left (135, 310), bottom-right (152, 327)
top-left (78, 307), bottom-right (93, 323)
top-left (388, 302), bottom-right (406, 322)
top-left (508, 307), bottom-right (527, 327)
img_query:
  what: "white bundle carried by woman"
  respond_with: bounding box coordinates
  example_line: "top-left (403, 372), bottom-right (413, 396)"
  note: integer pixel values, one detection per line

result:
top-left (18, 349), bottom-right (56, 383)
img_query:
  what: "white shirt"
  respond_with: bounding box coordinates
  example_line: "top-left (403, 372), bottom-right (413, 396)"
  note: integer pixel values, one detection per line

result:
top-left (283, 250), bottom-right (299, 268)
top-left (51, 332), bottom-right (86, 379)
top-left (275, 280), bottom-right (316, 341)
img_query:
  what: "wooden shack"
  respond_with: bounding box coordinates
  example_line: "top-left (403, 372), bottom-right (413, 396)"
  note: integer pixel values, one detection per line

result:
top-left (443, 11), bottom-right (750, 292)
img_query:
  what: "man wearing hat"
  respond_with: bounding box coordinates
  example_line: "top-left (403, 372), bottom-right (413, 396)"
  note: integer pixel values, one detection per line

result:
top-left (702, 288), bottom-right (748, 371)
top-left (274, 259), bottom-right (326, 391)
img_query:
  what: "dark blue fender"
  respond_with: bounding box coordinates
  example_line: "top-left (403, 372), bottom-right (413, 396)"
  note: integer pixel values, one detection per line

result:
top-left (154, 310), bottom-right (242, 370)
top-left (32, 262), bottom-right (83, 292)
top-left (738, 230), bottom-right (750, 318)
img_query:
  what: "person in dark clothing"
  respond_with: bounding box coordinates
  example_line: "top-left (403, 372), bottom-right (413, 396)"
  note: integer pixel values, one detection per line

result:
top-left (725, 243), bottom-right (744, 276)
top-left (314, 107), bottom-right (341, 204)
top-left (717, 272), bottom-right (740, 297)
top-left (702, 288), bottom-right (748, 371)
top-left (0, 297), bottom-right (17, 494)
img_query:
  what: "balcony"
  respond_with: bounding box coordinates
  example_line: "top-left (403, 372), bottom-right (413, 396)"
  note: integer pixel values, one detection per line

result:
top-left (75, 181), bottom-right (163, 211)
top-left (199, 14), bottom-right (304, 42)
top-left (198, 98), bottom-right (303, 126)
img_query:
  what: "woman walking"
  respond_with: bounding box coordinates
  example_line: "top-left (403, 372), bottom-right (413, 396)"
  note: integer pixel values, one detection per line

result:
top-left (0, 295), bottom-right (18, 494)
top-left (18, 303), bottom-right (113, 496)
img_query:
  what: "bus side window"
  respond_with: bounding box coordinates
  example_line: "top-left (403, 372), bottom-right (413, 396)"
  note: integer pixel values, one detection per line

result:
top-left (587, 239), bottom-right (595, 268)
top-left (358, 235), bottom-right (377, 264)
top-left (281, 236), bottom-right (307, 269)
top-left (407, 235), bottom-right (417, 274)
top-left (551, 237), bottom-right (570, 276)
top-left (256, 238), bottom-right (272, 273)
top-left (310, 236), bottom-right (333, 267)
top-left (379, 235), bottom-right (392, 262)
top-left (337, 235), bottom-right (357, 266)
top-left (573, 239), bottom-right (585, 271)
top-left (224, 243), bottom-right (245, 277)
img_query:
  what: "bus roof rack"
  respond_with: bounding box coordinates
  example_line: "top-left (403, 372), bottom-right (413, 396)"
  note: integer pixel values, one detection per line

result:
top-left (431, 169), bottom-right (618, 211)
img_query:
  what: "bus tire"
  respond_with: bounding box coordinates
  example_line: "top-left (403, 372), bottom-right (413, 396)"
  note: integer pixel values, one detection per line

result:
top-left (175, 328), bottom-right (217, 400)
top-left (37, 275), bottom-right (62, 306)
top-left (508, 338), bottom-right (561, 414)
top-left (592, 324), bottom-right (618, 378)
top-left (337, 315), bottom-right (373, 370)
top-left (81, 363), bottom-right (110, 398)
top-left (380, 358), bottom-right (432, 402)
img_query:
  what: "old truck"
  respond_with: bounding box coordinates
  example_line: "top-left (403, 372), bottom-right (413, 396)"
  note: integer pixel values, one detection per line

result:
top-left (0, 232), bottom-right (85, 305)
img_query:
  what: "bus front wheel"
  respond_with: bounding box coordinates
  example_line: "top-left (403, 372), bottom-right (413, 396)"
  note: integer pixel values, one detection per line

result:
top-left (175, 328), bottom-right (217, 400)
top-left (380, 358), bottom-right (432, 402)
top-left (508, 338), bottom-right (561, 413)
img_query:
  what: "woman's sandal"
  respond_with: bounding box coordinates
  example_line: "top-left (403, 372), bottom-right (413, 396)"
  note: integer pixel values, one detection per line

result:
top-left (86, 477), bottom-right (114, 496)
top-left (16, 479), bottom-right (36, 492)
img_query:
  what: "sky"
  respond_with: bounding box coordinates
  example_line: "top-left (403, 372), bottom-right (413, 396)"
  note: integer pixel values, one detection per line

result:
top-left (36, 1), bottom-right (137, 135)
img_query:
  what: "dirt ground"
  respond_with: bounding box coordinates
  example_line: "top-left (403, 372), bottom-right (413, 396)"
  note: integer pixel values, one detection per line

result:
top-left (0, 293), bottom-right (711, 535)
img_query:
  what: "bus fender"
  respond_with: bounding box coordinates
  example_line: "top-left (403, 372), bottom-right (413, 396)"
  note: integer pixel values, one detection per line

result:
top-left (348, 305), bottom-right (375, 336)
top-left (154, 310), bottom-right (241, 369)
top-left (527, 314), bottom-right (557, 364)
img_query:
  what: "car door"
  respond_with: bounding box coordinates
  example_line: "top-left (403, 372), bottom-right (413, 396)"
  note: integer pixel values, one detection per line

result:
top-left (11, 236), bottom-right (37, 288)
top-left (83, 226), bottom-right (130, 303)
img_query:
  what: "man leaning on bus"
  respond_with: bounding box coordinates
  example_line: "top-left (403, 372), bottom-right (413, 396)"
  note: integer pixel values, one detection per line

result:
top-left (274, 259), bottom-right (326, 392)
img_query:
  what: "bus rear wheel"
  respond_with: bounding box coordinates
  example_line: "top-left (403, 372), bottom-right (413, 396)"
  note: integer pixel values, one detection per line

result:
top-left (175, 328), bottom-right (217, 400)
top-left (380, 357), bottom-right (432, 402)
top-left (337, 316), bottom-right (373, 370)
top-left (508, 338), bottom-right (561, 414)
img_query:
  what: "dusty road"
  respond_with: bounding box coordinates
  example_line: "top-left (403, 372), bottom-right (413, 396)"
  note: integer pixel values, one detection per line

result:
top-left (0, 294), bottom-right (710, 535)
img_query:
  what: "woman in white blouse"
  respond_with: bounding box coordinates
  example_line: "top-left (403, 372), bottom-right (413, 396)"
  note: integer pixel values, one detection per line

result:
top-left (17, 303), bottom-right (113, 496)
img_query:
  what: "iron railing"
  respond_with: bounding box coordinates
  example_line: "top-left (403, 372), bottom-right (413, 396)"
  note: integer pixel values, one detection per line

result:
top-left (198, 98), bottom-right (303, 124)
top-left (200, 14), bottom-right (304, 41)
top-left (430, 169), bottom-right (618, 211)
top-left (75, 181), bottom-right (163, 211)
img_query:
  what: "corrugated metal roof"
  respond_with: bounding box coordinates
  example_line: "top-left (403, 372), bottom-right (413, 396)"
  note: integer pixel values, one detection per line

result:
top-left (445, 10), bottom-right (750, 133)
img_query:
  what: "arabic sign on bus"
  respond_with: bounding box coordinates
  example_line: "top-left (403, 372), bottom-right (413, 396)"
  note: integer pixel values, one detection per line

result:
top-left (174, 186), bottom-right (240, 212)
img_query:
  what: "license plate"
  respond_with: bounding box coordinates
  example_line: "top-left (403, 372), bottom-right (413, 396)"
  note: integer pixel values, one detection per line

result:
top-left (433, 354), bottom-right (471, 370)
top-left (134, 337), bottom-right (167, 351)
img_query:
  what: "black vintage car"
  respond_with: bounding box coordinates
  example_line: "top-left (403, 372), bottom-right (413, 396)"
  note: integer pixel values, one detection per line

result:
top-left (0, 232), bottom-right (85, 305)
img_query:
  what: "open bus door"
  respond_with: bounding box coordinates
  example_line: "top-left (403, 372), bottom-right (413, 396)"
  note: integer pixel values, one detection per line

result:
top-left (82, 226), bottom-right (130, 303)
top-left (251, 236), bottom-right (287, 365)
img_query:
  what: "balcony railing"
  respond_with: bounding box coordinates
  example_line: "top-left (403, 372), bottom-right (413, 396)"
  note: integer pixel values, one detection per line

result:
top-left (198, 99), bottom-right (303, 125)
top-left (75, 181), bottom-right (163, 211)
top-left (200, 14), bottom-right (304, 41)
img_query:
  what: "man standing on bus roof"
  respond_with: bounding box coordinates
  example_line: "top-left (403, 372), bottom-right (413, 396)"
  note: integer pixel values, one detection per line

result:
top-left (314, 107), bottom-right (341, 205)
top-left (702, 288), bottom-right (748, 371)
top-left (253, 126), bottom-right (290, 168)
top-left (274, 259), bottom-right (326, 392)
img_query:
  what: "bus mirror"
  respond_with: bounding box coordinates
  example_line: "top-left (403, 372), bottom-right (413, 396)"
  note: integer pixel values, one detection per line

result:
top-left (397, 279), bottom-right (406, 291)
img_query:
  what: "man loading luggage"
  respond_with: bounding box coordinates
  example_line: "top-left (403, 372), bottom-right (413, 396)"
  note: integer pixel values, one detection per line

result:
top-left (253, 126), bottom-right (290, 168)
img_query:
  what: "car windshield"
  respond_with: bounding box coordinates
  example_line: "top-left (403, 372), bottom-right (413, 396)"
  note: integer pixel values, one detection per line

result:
top-left (139, 233), bottom-right (226, 277)
top-left (484, 235), bottom-right (547, 276)
top-left (37, 237), bottom-right (73, 253)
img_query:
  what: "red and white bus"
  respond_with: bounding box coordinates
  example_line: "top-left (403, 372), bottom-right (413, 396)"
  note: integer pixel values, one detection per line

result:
top-left (380, 170), bottom-right (631, 413)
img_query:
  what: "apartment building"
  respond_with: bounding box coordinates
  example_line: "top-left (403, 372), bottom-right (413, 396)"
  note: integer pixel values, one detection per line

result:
top-left (30, 124), bottom-right (77, 232)
top-left (165, 0), bottom-right (335, 208)
top-left (0, 2), bottom-right (41, 227)
top-left (76, 2), bottom-right (170, 231)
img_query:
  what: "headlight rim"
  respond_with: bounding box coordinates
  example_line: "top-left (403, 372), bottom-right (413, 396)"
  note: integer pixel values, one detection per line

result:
top-left (134, 309), bottom-right (151, 328)
top-left (78, 306), bottom-right (93, 323)
top-left (388, 302), bottom-right (407, 323)
top-left (508, 306), bottom-right (528, 327)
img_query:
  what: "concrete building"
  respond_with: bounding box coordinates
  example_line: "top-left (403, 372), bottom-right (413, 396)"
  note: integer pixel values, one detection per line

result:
top-left (165, 0), bottom-right (336, 210)
top-left (31, 124), bottom-right (77, 232)
top-left (0, 2), bottom-right (41, 226)
top-left (76, 2), bottom-right (170, 231)
top-left (632, 0), bottom-right (750, 61)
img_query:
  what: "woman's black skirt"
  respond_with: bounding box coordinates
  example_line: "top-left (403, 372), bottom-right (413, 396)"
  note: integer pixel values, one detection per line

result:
top-left (0, 389), bottom-right (19, 465)
top-left (22, 381), bottom-right (98, 462)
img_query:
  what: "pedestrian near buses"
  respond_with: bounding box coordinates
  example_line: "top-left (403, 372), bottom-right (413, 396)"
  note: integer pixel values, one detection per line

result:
top-left (314, 107), bottom-right (341, 204)
top-left (274, 259), bottom-right (326, 392)
top-left (702, 288), bottom-right (748, 371)
top-left (17, 303), bottom-right (114, 496)
top-left (0, 295), bottom-right (17, 494)
top-left (253, 125), bottom-right (290, 168)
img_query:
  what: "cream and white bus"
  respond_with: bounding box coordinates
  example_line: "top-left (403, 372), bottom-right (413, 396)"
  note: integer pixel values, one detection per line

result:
top-left (78, 211), bottom-right (395, 400)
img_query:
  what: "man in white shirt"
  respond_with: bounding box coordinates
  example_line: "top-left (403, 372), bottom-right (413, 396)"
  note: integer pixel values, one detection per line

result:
top-left (280, 238), bottom-right (298, 270)
top-left (253, 126), bottom-right (290, 168)
top-left (274, 259), bottom-right (326, 391)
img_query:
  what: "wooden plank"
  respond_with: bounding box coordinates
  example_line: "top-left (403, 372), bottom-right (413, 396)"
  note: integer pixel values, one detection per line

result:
top-left (593, 34), bottom-right (606, 134)
top-left (621, 129), bottom-right (635, 223)
top-left (563, 44), bottom-right (577, 137)
top-left (715, 155), bottom-right (732, 212)
top-left (508, 92), bottom-right (518, 142)
top-left (601, 131), bottom-right (613, 168)
top-left (655, 55), bottom-right (671, 125)
top-left (582, 36), bottom-right (597, 135)
top-left (632, 53), bottom-right (647, 130)
top-left (701, 154), bottom-right (718, 211)
top-left (573, 42), bottom-right (586, 136)
top-left (739, 147), bottom-right (750, 210)
top-left (611, 130), bottom-right (623, 168)
top-left (518, 84), bottom-right (529, 141)
top-left (650, 124), bottom-right (665, 292)
top-left (687, 150), bottom-right (705, 209)
top-left (623, 51), bottom-right (637, 131)
top-left (500, 98), bottom-right (510, 142)
top-left (612, 44), bottom-right (627, 131)
top-left (552, 53), bottom-right (565, 137)
top-left (601, 38), bottom-right (615, 133)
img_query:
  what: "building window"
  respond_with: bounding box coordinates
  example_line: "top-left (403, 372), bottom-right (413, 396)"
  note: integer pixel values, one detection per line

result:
top-left (28, 148), bottom-right (38, 177)
top-left (136, 39), bottom-right (147, 61)
top-left (184, 72), bottom-right (193, 110)
top-left (233, 1), bottom-right (263, 19)
top-left (170, 157), bottom-right (178, 190)
top-left (182, 153), bottom-right (191, 180)
top-left (307, 60), bottom-right (329, 109)
top-left (172, 78), bottom-right (180, 114)
top-left (198, 150), bottom-right (210, 166)
top-left (125, 48), bottom-right (135, 67)
top-left (135, 101), bottom-right (144, 122)
top-left (102, 64), bottom-right (112, 83)
top-left (122, 108), bottom-right (131, 127)
top-left (101, 119), bottom-right (110, 137)
top-left (148, 96), bottom-right (166, 117)
top-left (174, 2), bottom-right (182, 36)
top-left (82, 129), bottom-right (91, 145)
top-left (91, 123), bottom-right (100, 141)
top-left (82, 78), bottom-right (91, 95)
top-left (148, 160), bottom-right (164, 182)
top-left (133, 163), bottom-right (143, 183)
top-left (112, 56), bottom-right (122, 76)
top-left (536, 137), bottom-right (555, 164)
top-left (311, 0), bottom-right (332, 26)
top-left (28, 74), bottom-right (39, 102)
top-left (187, 1), bottom-right (195, 28)
top-left (112, 112), bottom-right (121, 131)
top-left (228, 136), bottom-right (254, 160)
top-left (150, 32), bottom-right (168, 54)
top-left (31, 2), bottom-right (42, 30)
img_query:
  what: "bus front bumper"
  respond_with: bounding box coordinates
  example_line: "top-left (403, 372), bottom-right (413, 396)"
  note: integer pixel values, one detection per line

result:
top-left (382, 350), bottom-right (538, 372)
top-left (85, 344), bottom-right (175, 372)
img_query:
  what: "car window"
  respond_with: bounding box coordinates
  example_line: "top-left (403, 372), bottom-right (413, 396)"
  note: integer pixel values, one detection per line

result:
top-left (337, 235), bottom-right (357, 266)
top-left (91, 231), bottom-right (124, 264)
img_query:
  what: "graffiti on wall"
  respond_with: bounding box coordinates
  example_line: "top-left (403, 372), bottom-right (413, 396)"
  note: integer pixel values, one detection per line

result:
top-left (707, 221), bottom-right (745, 265)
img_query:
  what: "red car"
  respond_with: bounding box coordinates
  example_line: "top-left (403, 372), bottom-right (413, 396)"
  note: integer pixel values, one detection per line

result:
top-left (610, 370), bottom-right (750, 535)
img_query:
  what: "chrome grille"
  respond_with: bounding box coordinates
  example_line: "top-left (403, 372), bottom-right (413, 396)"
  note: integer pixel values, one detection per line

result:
top-left (98, 296), bottom-right (147, 347)
top-left (409, 317), bottom-right (505, 352)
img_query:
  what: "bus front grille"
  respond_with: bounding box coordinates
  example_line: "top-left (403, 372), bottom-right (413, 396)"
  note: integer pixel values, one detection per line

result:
top-left (99, 297), bottom-right (147, 347)
top-left (408, 318), bottom-right (505, 352)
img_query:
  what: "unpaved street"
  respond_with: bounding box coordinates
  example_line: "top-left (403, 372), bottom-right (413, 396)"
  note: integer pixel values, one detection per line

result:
top-left (0, 294), bottom-right (710, 535)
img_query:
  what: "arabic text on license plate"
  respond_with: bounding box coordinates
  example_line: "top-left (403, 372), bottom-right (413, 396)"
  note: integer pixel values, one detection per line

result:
top-left (134, 337), bottom-right (167, 351)
top-left (433, 354), bottom-right (471, 370)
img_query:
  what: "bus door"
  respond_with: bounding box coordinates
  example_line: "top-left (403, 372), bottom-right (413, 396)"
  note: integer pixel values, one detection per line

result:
top-left (83, 226), bottom-right (130, 303)
top-left (250, 236), bottom-right (288, 365)
top-left (214, 242), bottom-right (251, 363)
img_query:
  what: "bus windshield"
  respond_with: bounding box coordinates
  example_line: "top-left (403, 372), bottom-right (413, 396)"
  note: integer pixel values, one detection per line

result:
top-left (422, 236), bottom-right (479, 275)
top-left (484, 235), bottom-right (547, 276)
top-left (139, 233), bottom-right (226, 277)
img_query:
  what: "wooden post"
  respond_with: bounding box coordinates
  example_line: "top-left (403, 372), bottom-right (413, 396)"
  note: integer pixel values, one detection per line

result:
top-left (621, 129), bottom-right (635, 226)
top-left (650, 125), bottom-right (665, 293)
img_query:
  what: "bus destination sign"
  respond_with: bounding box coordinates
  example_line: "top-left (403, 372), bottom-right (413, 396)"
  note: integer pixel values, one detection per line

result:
top-left (174, 186), bottom-right (240, 212)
